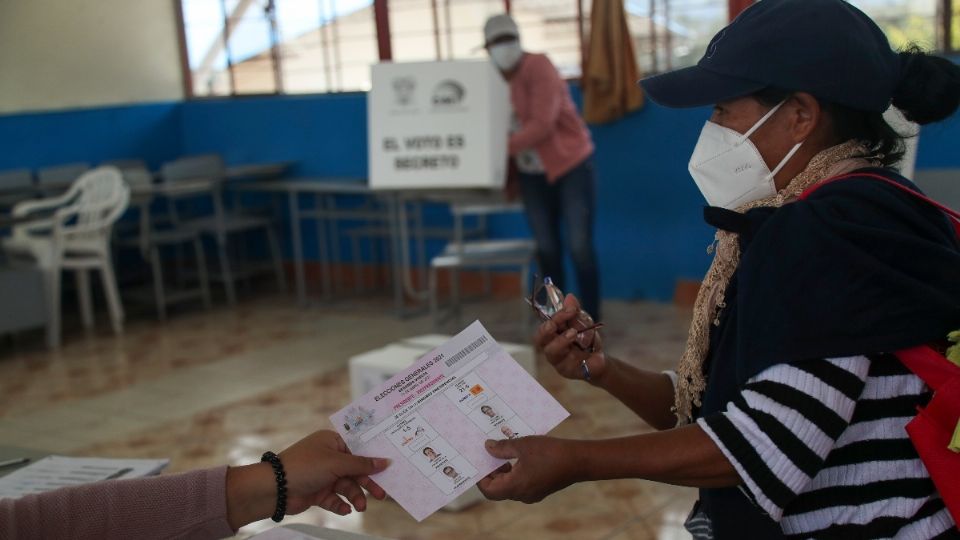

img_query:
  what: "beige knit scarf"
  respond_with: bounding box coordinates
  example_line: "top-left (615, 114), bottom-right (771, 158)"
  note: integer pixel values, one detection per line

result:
top-left (673, 139), bottom-right (881, 425)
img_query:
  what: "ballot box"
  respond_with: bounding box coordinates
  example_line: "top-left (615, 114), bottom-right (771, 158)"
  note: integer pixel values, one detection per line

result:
top-left (368, 60), bottom-right (510, 190)
top-left (347, 335), bottom-right (535, 512)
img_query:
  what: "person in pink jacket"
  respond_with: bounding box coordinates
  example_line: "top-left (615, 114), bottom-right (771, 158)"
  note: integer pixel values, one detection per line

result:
top-left (0, 430), bottom-right (389, 539)
top-left (484, 14), bottom-right (601, 320)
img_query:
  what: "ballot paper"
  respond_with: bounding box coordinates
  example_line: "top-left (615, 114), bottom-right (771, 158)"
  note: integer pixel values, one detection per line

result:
top-left (0, 456), bottom-right (169, 500)
top-left (331, 321), bottom-right (568, 521)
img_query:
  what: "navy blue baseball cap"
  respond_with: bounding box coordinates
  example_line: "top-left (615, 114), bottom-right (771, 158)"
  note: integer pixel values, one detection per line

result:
top-left (640, 0), bottom-right (901, 112)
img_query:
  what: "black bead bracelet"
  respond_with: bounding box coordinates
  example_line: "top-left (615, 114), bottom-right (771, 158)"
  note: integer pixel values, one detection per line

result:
top-left (260, 451), bottom-right (288, 523)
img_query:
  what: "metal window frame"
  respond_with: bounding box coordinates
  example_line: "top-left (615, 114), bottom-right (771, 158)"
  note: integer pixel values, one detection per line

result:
top-left (174, 0), bottom-right (960, 99)
top-left (942, 0), bottom-right (956, 53)
top-left (173, 0), bottom-right (194, 97)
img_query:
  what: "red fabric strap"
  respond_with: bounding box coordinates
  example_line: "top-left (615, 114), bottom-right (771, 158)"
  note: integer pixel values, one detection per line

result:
top-left (896, 346), bottom-right (960, 391)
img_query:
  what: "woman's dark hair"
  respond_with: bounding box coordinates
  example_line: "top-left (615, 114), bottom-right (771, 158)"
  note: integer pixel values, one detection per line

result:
top-left (893, 45), bottom-right (960, 124)
top-left (753, 45), bottom-right (960, 168)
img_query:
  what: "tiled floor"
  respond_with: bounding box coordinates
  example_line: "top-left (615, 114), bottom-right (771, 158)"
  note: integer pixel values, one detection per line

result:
top-left (0, 294), bottom-right (698, 539)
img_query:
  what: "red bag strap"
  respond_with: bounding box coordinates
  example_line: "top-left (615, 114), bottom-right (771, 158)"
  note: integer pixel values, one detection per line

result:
top-left (895, 346), bottom-right (960, 391)
top-left (800, 172), bottom-right (960, 237)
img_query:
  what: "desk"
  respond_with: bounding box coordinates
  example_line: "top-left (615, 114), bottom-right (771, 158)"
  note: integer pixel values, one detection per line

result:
top-left (223, 161), bottom-right (295, 180)
top-left (0, 184), bottom-right (43, 198)
top-left (135, 164), bottom-right (293, 305)
top-left (236, 180), bottom-right (524, 317)
top-left (0, 162), bottom-right (293, 209)
top-left (234, 178), bottom-right (385, 306)
top-left (0, 264), bottom-right (47, 336)
top-left (150, 161), bottom-right (295, 184)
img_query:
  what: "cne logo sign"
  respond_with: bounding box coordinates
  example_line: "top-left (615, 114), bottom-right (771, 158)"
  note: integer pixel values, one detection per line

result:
top-left (432, 80), bottom-right (466, 107)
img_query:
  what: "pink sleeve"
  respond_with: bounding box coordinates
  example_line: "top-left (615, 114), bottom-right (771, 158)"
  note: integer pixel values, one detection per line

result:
top-left (0, 466), bottom-right (235, 540)
top-left (509, 55), bottom-right (564, 154)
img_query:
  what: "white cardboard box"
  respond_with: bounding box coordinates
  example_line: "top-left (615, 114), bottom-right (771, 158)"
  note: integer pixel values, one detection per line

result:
top-left (348, 344), bottom-right (431, 402)
top-left (368, 60), bottom-right (510, 190)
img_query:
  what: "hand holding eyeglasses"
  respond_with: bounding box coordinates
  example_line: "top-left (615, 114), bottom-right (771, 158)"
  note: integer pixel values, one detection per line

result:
top-left (529, 282), bottom-right (607, 383)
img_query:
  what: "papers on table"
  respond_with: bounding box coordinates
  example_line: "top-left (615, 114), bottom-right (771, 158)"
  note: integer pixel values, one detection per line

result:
top-left (331, 321), bottom-right (569, 521)
top-left (0, 456), bottom-right (169, 500)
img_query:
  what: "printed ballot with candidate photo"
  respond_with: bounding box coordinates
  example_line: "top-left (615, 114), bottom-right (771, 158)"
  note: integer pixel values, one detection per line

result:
top-left (331, 321), bottom-right (569, 521)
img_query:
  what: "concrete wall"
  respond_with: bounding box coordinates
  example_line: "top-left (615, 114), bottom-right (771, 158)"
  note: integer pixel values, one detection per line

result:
top-left (0, 0), bottom-right (184, 114)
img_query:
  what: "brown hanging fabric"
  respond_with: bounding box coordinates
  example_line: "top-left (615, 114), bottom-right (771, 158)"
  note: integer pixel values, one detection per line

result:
top-left (582, 0), bottom-right (644, 124)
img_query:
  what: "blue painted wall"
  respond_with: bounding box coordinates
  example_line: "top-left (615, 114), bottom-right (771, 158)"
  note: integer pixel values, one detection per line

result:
top-left (0, 102), bottom-right (183, 171)
top-left (1, 84), bottom-right (958, 300)
top-left (179, 94), bottom-right (369, 178)
top-left (915, 112), bottom-right (960, 169)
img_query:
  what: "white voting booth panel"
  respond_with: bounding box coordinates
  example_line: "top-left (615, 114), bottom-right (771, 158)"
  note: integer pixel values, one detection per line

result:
top-left (348, 335), bottom-right (535, 512)
top-left (368, 60), bottom-right (510, 190)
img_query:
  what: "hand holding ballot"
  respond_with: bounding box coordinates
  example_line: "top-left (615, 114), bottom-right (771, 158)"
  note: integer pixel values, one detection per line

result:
top-left (331, 322), bottom-right (568, 521)
top-left (1, 429), bottom-right (391, 539)
top-left (251, 430), bottom-right (390, 518)
top-left (477, 436), bottom-right (583, 504)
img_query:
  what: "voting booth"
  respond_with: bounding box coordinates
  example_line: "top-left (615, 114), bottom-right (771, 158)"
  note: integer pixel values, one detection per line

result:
top-left (368, 60), bottom-right (510, 190)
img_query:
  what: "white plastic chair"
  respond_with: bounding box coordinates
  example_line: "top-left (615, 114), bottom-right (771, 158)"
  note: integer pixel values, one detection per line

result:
top-left (2, 166), bottom-right (130, 348)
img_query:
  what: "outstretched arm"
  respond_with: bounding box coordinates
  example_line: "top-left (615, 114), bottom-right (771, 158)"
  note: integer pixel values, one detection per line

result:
top-left (478, 424), bottom-right (739, 504)
top-left (480, 355), bottom-right (870, 523)
top-left (1, 430), bottom-right (389, 540)
top-left (226, 430), bottom-right (389, 528)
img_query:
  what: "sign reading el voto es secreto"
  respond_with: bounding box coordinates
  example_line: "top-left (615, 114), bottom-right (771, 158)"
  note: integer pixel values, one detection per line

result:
top-left (368, 60), bottom-right (510, 190)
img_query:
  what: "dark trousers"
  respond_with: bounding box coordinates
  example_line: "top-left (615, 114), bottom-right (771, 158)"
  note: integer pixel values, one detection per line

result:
top-left (518, 157), bottom-right (601, 319)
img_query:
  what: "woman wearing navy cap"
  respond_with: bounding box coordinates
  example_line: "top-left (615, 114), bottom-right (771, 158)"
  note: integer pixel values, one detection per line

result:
top-left (478, 0), bottom-right (960, 538)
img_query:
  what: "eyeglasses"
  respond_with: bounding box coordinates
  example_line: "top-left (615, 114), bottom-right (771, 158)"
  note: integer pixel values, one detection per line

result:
top-left (526, 276), bottom-right (603, 350)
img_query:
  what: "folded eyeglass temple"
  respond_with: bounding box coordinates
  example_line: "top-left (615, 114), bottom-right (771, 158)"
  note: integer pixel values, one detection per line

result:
top-left (576, 322), bottom-right (604, 334)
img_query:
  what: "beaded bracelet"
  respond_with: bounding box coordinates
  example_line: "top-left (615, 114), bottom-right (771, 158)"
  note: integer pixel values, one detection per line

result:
top-left (260, 451), bottom-right (288, 523)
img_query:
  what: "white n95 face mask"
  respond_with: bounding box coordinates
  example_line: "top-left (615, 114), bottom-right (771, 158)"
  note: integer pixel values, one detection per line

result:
top-left (489, 42), bottom-right (523, 71)
top-left (688, 101), bottom-right (804, 209)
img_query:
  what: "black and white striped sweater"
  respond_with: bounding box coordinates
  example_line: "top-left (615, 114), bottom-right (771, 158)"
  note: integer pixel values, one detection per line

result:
top-left (698, 353), bottom-right (959, 539)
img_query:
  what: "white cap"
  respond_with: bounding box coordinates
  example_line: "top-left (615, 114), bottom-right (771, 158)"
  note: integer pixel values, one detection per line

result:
top-left (483, 14), bottom-right (519, 46)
